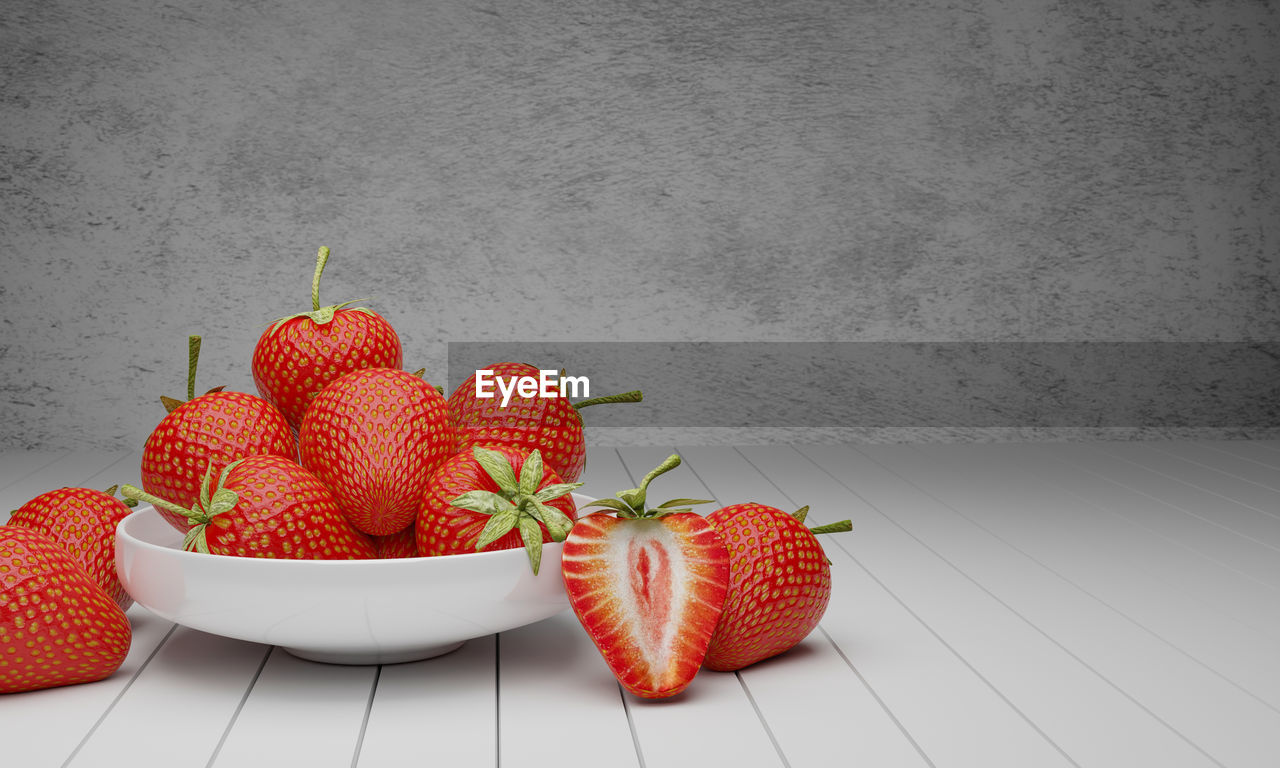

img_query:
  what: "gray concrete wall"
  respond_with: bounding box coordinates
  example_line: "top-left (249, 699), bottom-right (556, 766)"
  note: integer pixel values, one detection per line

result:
top-left (2, 0), bottom-right (1277, 450)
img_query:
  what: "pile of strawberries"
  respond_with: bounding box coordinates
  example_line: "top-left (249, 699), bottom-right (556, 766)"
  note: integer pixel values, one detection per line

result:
top-left (1, 247), bottom-right (851, 699)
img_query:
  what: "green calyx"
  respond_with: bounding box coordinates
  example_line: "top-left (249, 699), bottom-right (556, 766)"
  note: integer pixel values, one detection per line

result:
top-left (579, 453), bottom-right (714, 520)
top-left (161, 335), bottom-right (226, 413)
top-left (448, 447), bottom-right (582, 575)
top-left (120, 460), bottom-right (243, 554)
top-left (267, 246), bottom-right (375, 333)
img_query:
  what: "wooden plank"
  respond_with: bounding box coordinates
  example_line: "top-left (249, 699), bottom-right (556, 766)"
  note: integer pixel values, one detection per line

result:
top-left (1060, 441), bottom-right (1280, 550)
top-left (768, 444), bottom-right (1207, 767)
top-left (995, 442), bottom-right (1280, 641)
top-left (0, 606), bottom-right (174, 768)
top-left (0, 450), bottom-right (136, 523)
top-left (1146, 440), bottom-right (1280, 495)
top-left (67, 628), bottom-right (271, 767)
top-left (499, 611), bottom-right (641, 768)
top-left (615, 446), bottom-right (788, 768)
top-left (0, 450), bottom-right (70, 495)
top-left (676, 446), bottom-right (933, 767)
top-left (873, 442), bottom-right (1280, 766)
top-left (355, 636), bottom-right (496, 768)
top-left (211, 648), bottom-right (378, 767)
top-left (1007, 442), bottom-right (1280, 591)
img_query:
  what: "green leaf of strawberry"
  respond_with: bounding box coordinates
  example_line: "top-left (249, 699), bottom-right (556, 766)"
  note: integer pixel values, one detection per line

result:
top-left (417, 444), bottom-right (580, 574)
top-left (446, 447), bottom-right (581, 574)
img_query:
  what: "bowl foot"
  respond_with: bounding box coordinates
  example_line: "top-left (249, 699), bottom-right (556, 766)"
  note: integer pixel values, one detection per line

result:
top-left (282, 640), bottom-right (466, 666)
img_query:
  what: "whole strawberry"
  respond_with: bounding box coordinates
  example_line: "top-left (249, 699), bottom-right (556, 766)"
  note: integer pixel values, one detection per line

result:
top-left (703, 503), bottom-right (851, 672)
top-left (416, 444), bottom-right (580, 574)
top-left (299, 367), bottom-right (456, 537)
top-left (141, 336), bottom-right (296, 532)
top-left (561, 454), bottom-right (729, 699)
top-left (252, 246), bottom-right (403, 431)
top-left (8, 485), bottom-right (136, 611)
top-left (448, 362), bottom-right (642, 483)
top-left (1, 526), bottom-right (132, 694)
top-left (122, 455), bottom-right (375, 559)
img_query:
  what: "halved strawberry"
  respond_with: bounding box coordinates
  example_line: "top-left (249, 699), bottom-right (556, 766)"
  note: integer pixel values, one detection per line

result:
top-left (1, 526), bottom-right (132, 694)
top-left (122, 455), bottom-right (376, 559)
top-left (448, 362), bottom-right (642, 483)
top-left (704, 503), bottom-right (851, 672)
top-left (141, 336), bottom-right (296, 532)
top-left (298, 367), bottom-right (456, 536)
top-left (8, 485), bottom-right (136, 611)
top-left (252, 246), bottom-right (403, 431)
top-left (416, 444), bottom-right (580, 574)
top-left (561, 454), bottom-right (729, 699)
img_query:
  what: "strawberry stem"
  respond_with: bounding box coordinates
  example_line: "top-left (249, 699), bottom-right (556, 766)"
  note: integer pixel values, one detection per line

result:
top-left (809, 520), bottom-right (853, 535)
top-left (186, 335), bottom-right (201, 401)
top-left (119, 484), bottom-right (200, 523)
top-left (572, 390), bottom-right (643, 410)
top-left (312, 246), bottom-right (330, 312)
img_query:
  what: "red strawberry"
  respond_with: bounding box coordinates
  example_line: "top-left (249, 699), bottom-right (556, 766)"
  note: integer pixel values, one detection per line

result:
top-left (0, 526), bottom-right (132, 694)
top-left (703, 503), bottom-right (851, 672)
top-left (448, 362), bottom-right (642, 483)
top-left (8, 485), bottom-right (136, 611)
top-left (299, 367), bottom-right (456, 536)
top-left (141, 336), bottom-right (296, 532)
top-left (416, 444), bottom-right (580, 574)
top-left (561, 454), bottom-right (729, 699)
top-left (252, 246), bottom-right (403, 431)
top-left (371, 526), bottom-right (419, 559)
top-left (121, 455), bottom-right (375, 559)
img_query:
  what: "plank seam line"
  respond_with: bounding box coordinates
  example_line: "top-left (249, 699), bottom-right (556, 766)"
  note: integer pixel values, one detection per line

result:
top-left (350, 664), bottom-right (382, 768)
top-left (792, 444), bottom-right (1086, 768)
top-left (495, 632), bottom-right (501, 768)
top-left (733, 671), bottom-right (791, 768)
top-left (1056, 449), bottom-right (1280, 556)
top-left (1147, 442), bottom-right (1280, 495)
top-left (0, 449), bottom-right (73, 496)
top-left (850, 443), bottom-right (1231, 767)
top-left (1092, 443), bottom-right (1280, 526)
top-left (60, 621), bottom-right (178, 768)
top-left (618, 682), bottom-right (647, 768)
top-left (203, 645), bottom-right (273, 768)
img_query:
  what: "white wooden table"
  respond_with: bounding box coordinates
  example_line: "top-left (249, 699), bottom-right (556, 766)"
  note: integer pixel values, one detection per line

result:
top-left (2, 440), bottom-right (1279, 767)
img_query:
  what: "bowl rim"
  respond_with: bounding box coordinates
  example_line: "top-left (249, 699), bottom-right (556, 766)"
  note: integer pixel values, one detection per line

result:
top-left (117, 492), bottom-right (593, 568)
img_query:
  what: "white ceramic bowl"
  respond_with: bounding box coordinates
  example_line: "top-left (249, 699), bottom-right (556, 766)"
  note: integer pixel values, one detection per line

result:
top-left (115, 494), bottom-right (588, 665)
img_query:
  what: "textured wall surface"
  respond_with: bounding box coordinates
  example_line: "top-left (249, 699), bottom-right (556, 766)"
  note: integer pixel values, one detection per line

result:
top-left (2, 0), bottom-right (1277, 450)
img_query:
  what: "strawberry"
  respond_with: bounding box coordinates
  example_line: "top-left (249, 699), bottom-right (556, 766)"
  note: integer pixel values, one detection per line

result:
top-left (8, 485), bottom-right (136, 611)
top-left (416, 444), bottom-right (580, 574)
top-left (121, 455), bottom-right (376, 559)
top-left (561, 454), bottom-right (729, 699)
top-left (298, 367), bottom-right (456, 537)
top-left (141, 336), bottom-right (296, 532)
top-left (252, 246), bottom-right (403, 431)
top-left (703, 503), bottom-right (852, 672)
top-left (1, 526), bottom-right (132, 694)
top-left (371, 527), bottom-right (419, 559)
top-left (448, 362), bottom-right (642, 483)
